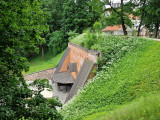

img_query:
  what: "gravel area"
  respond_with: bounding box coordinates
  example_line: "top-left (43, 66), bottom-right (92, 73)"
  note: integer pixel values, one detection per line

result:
top-left (26, 80), bottom-right (69, 104)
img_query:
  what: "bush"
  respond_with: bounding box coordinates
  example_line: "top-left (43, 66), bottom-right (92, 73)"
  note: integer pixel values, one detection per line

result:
top-left (67, 30), bottom-right (79, 41)
top-left (83, 31), bottom-right (97, 49)
top-left (93, 21), bottom-right (103, 32)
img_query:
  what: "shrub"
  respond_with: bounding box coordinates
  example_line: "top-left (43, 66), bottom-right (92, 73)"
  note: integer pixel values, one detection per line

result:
top-left (67, 30), bottom-right (79, 41)
top-left (83, 31), bottom-right (97, 49)
top-left (93, 21), bottom-right (103, 32)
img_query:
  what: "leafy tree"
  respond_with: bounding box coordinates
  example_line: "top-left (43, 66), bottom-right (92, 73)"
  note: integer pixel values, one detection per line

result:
top-left (43, 0), bottom-right (66, 33)
top-left (48, 31), bottom-right (67, 56)
top-left (104, 11), bottom-right (132, 28)
top-left (136, 0), bottom-right (148, 36)
top-left (0, 0), bottom-right (62, 119)
top-left (61, 0), bottom-right (103, 33)
top-left (143, 0), bottom-right (160, 38)
top-left (103, 0), bottom-right (134, 35)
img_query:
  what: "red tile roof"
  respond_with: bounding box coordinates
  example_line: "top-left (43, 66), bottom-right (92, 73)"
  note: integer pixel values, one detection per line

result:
top-left (128, 14), bottom-right (140, 20)
top-left (102, 25), bottom-right (122, 32)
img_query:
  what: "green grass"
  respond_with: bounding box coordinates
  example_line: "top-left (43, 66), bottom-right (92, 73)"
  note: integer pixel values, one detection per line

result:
top-left (24, 51), bottom-right (64, 75)
top-left (70, 33), bottom-right (86, 45)
top-left (84, 93), bottom-right (160, 120)
top-left (59, 33), bottom-right (160, 120)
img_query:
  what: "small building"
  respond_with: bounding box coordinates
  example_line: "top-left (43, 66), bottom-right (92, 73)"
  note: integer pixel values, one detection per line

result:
top-left (102, 25), bottom-right (133, 36)
top-left (138, 26), bottom-right (150, 37)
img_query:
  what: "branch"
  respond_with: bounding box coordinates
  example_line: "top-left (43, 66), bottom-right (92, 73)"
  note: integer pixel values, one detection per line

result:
top-left (109, 4), bottom-right (120, 15)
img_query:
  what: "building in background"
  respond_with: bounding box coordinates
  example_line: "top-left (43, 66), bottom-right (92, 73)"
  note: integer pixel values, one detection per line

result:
top-left (102, 25), bottom-right (133, 35)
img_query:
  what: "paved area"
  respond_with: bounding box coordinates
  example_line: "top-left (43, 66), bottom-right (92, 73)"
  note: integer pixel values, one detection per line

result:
top-left (141, 37), bottom-right (160, 42)
top-left (26, 80), bottom-right (69, 104)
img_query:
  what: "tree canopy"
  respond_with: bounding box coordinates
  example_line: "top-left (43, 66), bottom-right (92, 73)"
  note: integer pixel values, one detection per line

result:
top-left (61, 0), bottom-right (103, 33)
top-left (0, 0), bottom-right (62, 119)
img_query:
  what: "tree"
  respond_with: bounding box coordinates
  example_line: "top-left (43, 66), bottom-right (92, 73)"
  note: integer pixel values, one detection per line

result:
top-left (61, 0), bottom-right (103, 33)
top-left (104, 11), bottom-right (132, 28)
top-left (103, 0), bottom-right (134, 35)
top-left (143, 0), bottom-right (160, 38)
top-left (136, 0), bottom-right (148, 36)
top-left (43, 0), bottom-right (67, 33)
top-left (48, 31), bottom-right (67, 56)
top-left (0, 0), bottom-right (62, 119)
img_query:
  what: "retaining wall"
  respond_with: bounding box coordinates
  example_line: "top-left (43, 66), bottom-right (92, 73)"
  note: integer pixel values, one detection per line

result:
top-left (24, 67), bottom-right (56, 81)
top-left (59, 42), bottom-right (100, 79)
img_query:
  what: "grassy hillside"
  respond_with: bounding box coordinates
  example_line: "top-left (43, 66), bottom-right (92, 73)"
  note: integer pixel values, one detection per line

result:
top-left (84, 93), bottom-right (160, 120)
top-left (24, 51), bottom-right (64, 75)
top-left (59, 33), bottom-right (160, 120)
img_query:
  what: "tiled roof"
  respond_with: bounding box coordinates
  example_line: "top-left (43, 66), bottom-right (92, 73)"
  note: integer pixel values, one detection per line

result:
top-left (65, 59), bottom-right (96, 103)
top-left (102, 25), bottom-right (122, 32)
top-left (68, 63), bottom-right (77, 73)
top-left (53, 72), bottom-right (74, 84)
top-left (128, 14), bottom-right (140, 20)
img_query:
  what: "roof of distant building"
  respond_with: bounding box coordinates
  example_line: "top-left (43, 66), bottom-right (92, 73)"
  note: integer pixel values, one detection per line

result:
top-left (102, 25), bottom-right (122, 32)
top-left (128, 14), bottom-right (140, 20)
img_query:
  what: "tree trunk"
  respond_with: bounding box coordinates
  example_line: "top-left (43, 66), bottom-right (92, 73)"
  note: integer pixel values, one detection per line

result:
top-left (137, 0), bottom-right (146, 36)
top-left (41, 44), bottom-right (44, 59)
top-left (154, 23), bottom-right (159, 38)
top-left (121, 0), bottom-right (127, 35)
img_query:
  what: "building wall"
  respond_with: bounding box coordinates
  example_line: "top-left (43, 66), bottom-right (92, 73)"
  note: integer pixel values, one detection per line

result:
top-left (59, 51), bottom-right (70, 73)
top-left (105, 30), bottom-right (132, 36)
top-left (139, 28), bottom-right (149, 36)
top-left (59, 42), bottom-right (99, 80)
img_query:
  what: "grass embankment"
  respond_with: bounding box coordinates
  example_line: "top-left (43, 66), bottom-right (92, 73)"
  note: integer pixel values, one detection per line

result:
top-left (70, 33), bottom-right (86, 45)
top-left (24, 51), bottom-right (64, 75)
top-left (85, 93), bottom-right (160, 120)
top-left (59, 33), bottom-right (160, 120)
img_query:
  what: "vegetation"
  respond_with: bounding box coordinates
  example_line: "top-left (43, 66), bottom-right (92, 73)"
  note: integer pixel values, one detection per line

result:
top-left (70, 33), bottom-right (87, 45)
top-left (47, 31), bottom-right (67, 56)
top-left (24, 51), bottom-right (64, 75)
top-left (84, 93), bottom-right (160, 120)
top-left (0, 0), bottom-right (62, 119)
top-left (103, 0), bottom-right (134, 35)
top-left (61, 0), bottom-right (103, 33)
top-left (59, 33), bottom-right (160, 120)
top-left (143, 0), bottom-right (160, 38)
top-left (1, 0), bottom-right (159, 119)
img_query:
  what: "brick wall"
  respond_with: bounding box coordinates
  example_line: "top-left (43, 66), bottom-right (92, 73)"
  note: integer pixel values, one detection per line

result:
top-left (59, 42), bottom-right (100, 79)
top-left (24, 68), bottom-right (56, 81)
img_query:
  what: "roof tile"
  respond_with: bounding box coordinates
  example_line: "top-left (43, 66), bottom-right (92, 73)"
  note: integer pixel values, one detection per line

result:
top-left (102, 25), bottom-right (122, 32)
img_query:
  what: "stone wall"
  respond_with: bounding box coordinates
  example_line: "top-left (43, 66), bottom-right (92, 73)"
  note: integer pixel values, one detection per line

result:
top-left (24, 67), bottom-right (56, 81)
top-left (59, 42), bottom-right (100, 79)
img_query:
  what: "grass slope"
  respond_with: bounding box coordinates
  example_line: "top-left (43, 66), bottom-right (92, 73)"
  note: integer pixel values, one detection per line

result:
top-left (70, 33), bottom-right (86, 45)
top-left (24, 51), bottom-right (64, 75)
top-left (84, 93), bottom-right (160, 120)
top-left (59, 34), bottom-right (160, 120)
